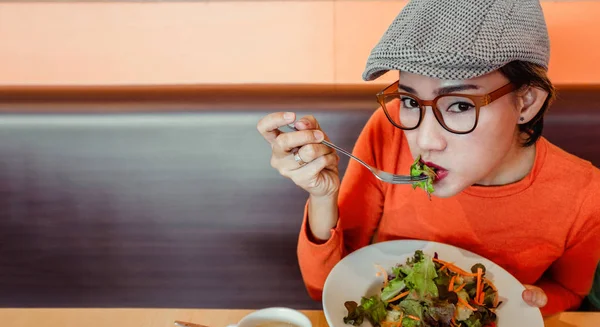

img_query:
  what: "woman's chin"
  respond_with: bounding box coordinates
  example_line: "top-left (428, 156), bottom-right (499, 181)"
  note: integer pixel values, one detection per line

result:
top-left (431, 189), bottom-right (456, 198)
top-left (431, 178), bottom-right (465, 198)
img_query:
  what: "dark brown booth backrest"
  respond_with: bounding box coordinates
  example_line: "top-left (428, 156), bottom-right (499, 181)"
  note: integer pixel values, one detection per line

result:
top-left (0, 85), bottom-right (598, 309)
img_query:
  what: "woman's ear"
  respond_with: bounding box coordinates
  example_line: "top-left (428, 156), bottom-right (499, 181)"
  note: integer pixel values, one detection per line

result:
top-left (516, 85), bottom-right (548, 124)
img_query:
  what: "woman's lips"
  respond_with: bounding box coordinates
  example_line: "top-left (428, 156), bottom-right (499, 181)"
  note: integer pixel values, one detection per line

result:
top-left (433, 170), bottom-right (449, 182)
top-left (422, 160), bottom-right (449, 182)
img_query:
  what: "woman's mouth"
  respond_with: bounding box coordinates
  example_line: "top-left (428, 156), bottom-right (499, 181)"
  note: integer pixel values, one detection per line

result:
top-left (421, 160), bottom-right (449, 182)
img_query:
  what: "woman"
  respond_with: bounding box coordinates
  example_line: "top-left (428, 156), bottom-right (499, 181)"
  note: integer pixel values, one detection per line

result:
top-left (256, 0), bottom-right (600, 317)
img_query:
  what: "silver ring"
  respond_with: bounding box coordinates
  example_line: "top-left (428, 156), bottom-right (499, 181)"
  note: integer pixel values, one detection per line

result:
top-left (293, 150), bottom-right (306, 166)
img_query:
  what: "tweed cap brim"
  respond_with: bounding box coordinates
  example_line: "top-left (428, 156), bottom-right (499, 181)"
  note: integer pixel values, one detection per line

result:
top-left (362, 0), bottom-right (550, 81)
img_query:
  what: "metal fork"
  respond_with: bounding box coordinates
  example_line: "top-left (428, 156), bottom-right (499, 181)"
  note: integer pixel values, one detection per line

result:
top-left (278, 124), bottom-right (427, 185)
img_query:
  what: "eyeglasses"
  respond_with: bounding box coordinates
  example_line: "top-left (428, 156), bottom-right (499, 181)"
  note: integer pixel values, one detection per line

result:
top-left (375, 80), bottom-right (517, 134)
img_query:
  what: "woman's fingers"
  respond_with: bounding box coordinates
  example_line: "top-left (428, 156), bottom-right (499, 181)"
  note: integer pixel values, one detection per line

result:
top-left (273, 129), bottom-right (324, 155)
top-left (287, 152), bottom-right (340, 185)
top-left (258, 112), bottom-right (341, 197)
top-left (296, 143), bottom-right (334, 164)
top-left (522, 284), bottom-right (548, 308)
top-left (256, 111), bottom-right (296, 144)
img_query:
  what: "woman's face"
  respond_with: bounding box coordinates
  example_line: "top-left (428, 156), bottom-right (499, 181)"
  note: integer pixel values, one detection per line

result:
top-left (399, 70), bottom-right (525, 198)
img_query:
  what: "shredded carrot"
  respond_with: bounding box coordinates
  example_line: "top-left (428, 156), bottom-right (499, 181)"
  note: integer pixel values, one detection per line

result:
top-left (448, 275), bottom-right (456, 291)
top-left (485, 277), bottom-right (498, 306)
top-left (375, 264), bottom-right (389, 287)
top-left (387, 313), bottom-right (403, 327)
top-left (388, 290), bottom-right (410, 303)
top-left (407, 315), bottom-right (421, 321)
top-left (451, 316), bottom-right (457, 327)
top-left (482, 277), bottom-right (500, 307)
top-left (382, 312), bottom-right (404, 327)
top-left (454, 283), bottom-right (466, 292)
top-left (483, 278), bottom-right (499, 307)
top-left (397, 312), bottom-right (404, 327)
top-left (448, 264), bottom-right (477, 277)
top-left (475, 267), bottom-right (483, 304)
top-left (433, 258), bottom-right (478, 277)
top-left (458, 297), bottom-right (478, 311)
top-left (439, 261), bottom-right (453, 272)
top-left (479, 292), bottom-right (486, 305)
top-left (390, 304), bottom-right (401, 311)
top-left (433, 257), bottom-right (449, 265)
top-left (453, 308), bottom-right (459, 326)
top-left (484, 278), bottom-right (497, 292)
top-left (432, 257), bottom-right (449, 266)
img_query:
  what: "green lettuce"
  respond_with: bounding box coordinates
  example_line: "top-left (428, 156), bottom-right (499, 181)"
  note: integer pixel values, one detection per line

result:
top-left (392, 265), bottom-right (409, 279)
top-left (424, 301), bottom-right (456, 325)
top-left (399, 299), bottom-right (424, 319)
top-left (410, 155), bottom-right (437, 199)
top-left (381, 279), bottom-right (407, 302)
top-left (463, 315), bottom-right (483, 327)
top-left (395, 264), bottom-right (413, 276)
top-left (343, 295), bottom-right (388, 327)
top-left (403, 251), bottom-right (439, 299)
top-left (401, 319), bottom-right (420, 327)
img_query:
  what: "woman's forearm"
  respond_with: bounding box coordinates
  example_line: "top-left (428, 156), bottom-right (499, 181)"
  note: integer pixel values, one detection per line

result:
top-left (307, 192), bottom-right (339, 242)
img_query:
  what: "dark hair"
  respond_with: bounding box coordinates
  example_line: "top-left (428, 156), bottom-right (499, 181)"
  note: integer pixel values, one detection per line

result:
top-left (498, 61), bottom-right (556, 147)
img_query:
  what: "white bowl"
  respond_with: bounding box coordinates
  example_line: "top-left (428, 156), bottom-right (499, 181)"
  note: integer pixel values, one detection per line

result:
top-left (227, 307), bottom-right (313, 327)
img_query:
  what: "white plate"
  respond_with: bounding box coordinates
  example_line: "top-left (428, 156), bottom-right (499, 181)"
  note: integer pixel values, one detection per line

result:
top-left (322, 240), bottom-right (543, 327)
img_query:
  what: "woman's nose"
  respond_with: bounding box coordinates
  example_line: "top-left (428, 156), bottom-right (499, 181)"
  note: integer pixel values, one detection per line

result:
top-left (415, 107), bottom-right (447, 152)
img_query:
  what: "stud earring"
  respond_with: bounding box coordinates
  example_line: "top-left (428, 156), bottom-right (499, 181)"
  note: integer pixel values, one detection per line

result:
top-left (520, 117), bottom-right (525, 122)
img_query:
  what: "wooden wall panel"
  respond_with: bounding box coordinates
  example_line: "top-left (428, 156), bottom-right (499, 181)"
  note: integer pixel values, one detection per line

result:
top-left (0, 1), bottom-right (598, 85)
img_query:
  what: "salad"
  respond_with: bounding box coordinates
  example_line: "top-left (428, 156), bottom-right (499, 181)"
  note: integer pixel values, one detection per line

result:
top-left (343, 250), bottom-right (501, 327)
top-left (410, 156), bottom-right (438, 199)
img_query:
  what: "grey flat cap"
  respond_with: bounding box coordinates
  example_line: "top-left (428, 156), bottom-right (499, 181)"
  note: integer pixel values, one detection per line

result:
top-left (362, 0), bottom-right (550, 81)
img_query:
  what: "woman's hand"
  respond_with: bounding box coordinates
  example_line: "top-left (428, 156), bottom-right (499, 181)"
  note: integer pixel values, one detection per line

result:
top-left (522, 284), bottom-right (548, 308)
top-left (257, 112), bottom-right (340, 198)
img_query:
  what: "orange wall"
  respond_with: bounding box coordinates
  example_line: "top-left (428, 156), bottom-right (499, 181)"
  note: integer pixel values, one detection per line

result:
top-left (0, 1), bottom-right (598, 86)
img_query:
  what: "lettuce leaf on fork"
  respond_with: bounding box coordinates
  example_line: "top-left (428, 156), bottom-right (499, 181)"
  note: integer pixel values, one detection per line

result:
top-left (410, 155), bottom-right (437, 199)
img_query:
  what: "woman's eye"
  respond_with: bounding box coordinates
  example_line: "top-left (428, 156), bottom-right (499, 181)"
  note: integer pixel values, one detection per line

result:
top-left (447, 102), bottom-right (475, 113)
top-left (401, 97), bottom-right (419, 109)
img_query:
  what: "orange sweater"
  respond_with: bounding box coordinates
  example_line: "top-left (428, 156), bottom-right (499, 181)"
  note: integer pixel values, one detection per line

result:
top-left (297, 108), bottom-right (600, 316)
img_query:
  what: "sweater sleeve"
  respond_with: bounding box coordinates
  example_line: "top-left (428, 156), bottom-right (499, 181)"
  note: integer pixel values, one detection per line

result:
top-left (538, 170), bottom-right (600, 316)
top-left (296, 108), bottom-right (392, 301)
